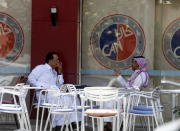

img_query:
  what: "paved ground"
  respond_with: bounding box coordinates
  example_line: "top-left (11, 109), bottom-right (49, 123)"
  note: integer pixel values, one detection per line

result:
top-left (0, 121), bottom-right (147, 131)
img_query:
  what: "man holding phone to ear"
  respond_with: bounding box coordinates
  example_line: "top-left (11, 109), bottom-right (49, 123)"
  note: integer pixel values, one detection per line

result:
top-left (27, 52), bottom-right (65, 129)
top-left (28, 51), bottom-right (64, 96)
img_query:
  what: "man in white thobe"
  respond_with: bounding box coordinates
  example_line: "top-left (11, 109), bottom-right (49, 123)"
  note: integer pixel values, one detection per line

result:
top-left (115, 56), bottom-right (150, 90)
top-left (27, 52), bottom-right (78, 130)
top-left (105, 56), bottom-right (150, 131)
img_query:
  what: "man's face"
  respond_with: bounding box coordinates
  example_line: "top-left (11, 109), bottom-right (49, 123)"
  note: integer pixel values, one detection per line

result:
top-left (49, 54), bottom-right (60, 69)
top-left (131, 59), bottom-right (139, 71)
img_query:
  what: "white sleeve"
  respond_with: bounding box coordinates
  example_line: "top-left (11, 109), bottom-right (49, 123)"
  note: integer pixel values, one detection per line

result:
top-left (57, 74), bottom-right (64, 87)
top-left (131, 72), bottom-right (145, 90)
top-left (27, 66), bottom-right (46, 87)
top-left (116, 75), bottom-right (129, 88)
top-left (116, 73), bottom-right (145, 90)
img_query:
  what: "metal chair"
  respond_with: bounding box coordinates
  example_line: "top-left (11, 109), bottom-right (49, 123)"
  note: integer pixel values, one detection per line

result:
top-left (125, 88), bottom-right (164, 131)
top-left (43, 90), bottom-right (78, 131)
top-left (81, 87), bottom-right (123, 131)
top-left (0, 84), bottom-right (31, 131)
top-left (35, 87), bottom-right (59, 131)
top-left (36, 84), bottom-right (80, 131)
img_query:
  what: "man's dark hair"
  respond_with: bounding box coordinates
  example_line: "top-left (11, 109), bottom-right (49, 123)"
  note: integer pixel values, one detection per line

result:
top-left (133, 56), bottom-right (145, 59)
top-left (45, 52), bottom-right (58, 63)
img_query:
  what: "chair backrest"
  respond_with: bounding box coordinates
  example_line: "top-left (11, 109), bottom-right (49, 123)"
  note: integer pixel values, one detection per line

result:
top-left (107, 78), bottom-right (118, 87)
top-left (0, 85), bottom-right (28, 109)
top-left (161, 80), bottom-right (180, 87)
top-left (16, 84), bottom-right (30, 98)
top-left (60, 84), bottom-right (77, 93)
top-left (127, 90), bottom-right (161, 112)
top-left (43, 89), bottom-right (77, 109)
top-left (84, 87), bottom-right (118, 102)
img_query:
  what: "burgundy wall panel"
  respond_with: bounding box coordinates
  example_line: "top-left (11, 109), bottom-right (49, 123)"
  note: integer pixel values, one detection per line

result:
top-left (31, 0), bottom-right (79, 84)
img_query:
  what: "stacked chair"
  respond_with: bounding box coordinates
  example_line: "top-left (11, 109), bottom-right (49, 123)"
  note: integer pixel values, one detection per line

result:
top-left (35, 87), bottom-right (59, 131)
top-left (125, 87), bottom-right (164, 131)
top-left (35, 84), bottom-right (80, 131)
top-left (43, 84), bottom-right (80, 131)
top-left (0, 84), bottom-right (31, 131)
top-left (81, 87), bottom-right (124, 131)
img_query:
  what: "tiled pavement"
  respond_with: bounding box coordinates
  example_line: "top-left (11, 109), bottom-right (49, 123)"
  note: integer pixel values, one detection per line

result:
top-left (0, 121), bottom-right (147, 131)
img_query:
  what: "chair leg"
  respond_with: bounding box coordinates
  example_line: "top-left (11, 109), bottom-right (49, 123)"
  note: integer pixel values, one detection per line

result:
top-left (128, 114), bottom-right (132, 131)
top-left (132, 115), bottom-right (136, 131)
top-left (50, 114), bottom-right (57, 131)
top-left (92, 117), bottom-right (95, 131)
top-left (17, 113), bottom-right (24, 130)
top-left (153, 113), bottom-right (159, 127)
top-left (99, 118), bottom-right (104, 131)
top-left (97, 118), bottom-right (100, 131)
top-left (123, 113), bottom-right (128, 131)
top-left (29, 92), bottom-right (36, 117)
top-left (44, 109), bottom-right (51, 131)
top-left (75, 111), bottom-right (79, 131)
top-left (81, 114), bottom-right (85, 131)
top-left (23, 98), bottom-right (32, 131)
top-left (112, 117), bottom-right (116, 131)
top-left (65, 113), bottom-right (72, 131)
top-left (35, 105), bottom-right (40, 131)
top-left (14, 114), bottom-right (19, 129)
top-left (117, 115), bottom-right (121, 131)
top-left (22, 112), bottom-right (29, 131)
top-left (147, 116), bottom-right (151, 131)
top-left (152, 117), bottom-right (155, 130)
top-left (85, 114), bottom-right (88, 127)
top-left (67, 113), bottom-right (73, 131)
top-left (24, 111), bottom-right (32, 131)
top-left (40, 107), bottom-right (45, 131)
top-left (61, 114), bottom-right (68, 131)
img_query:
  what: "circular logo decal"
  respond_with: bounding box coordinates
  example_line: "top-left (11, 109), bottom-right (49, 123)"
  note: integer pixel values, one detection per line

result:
top-left (163, 18), bottom-right (180, 69)
top-left (0, 12), bottom-right (24, 65)
top-left (90, 14), bottom-right (145, 69)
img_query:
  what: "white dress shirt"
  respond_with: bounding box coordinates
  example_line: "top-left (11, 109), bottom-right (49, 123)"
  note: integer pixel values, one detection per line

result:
top-left (27, 63), bottom-right (64, 88)
top-left (27, 63), bottom-right (80, 127)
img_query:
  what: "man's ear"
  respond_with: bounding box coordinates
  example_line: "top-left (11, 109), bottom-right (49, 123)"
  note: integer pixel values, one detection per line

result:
top-left (48, 60), bottom-right (52, 65)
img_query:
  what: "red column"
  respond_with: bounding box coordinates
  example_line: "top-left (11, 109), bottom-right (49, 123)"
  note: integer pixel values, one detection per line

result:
top-left (31, 0), bottom-right (79, 83)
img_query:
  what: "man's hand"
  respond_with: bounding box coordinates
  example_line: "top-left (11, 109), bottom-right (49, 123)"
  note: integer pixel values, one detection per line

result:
top-left (42, 91), bottom-right (46, 95)
top-left (56, 61), bottom-right (62, 75)
top-left (39, 89), bottom-right (46, 95)
top-left (114, 70), bottom-right (121, 76)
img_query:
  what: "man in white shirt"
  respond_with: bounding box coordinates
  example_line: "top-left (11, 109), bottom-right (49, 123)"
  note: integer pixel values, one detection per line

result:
top-left (28, 52), bottom-right (65, 130)
top-left (28, 52), bottom-right (64, 97)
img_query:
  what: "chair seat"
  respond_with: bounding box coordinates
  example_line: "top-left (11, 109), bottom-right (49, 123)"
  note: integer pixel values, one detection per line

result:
top-left (77, 106), bottom-right (91, 111)
top-left (77, 105), bottom-right (99, 111)
top-left (0, 104), bottom-right (21, 109)
top-left (36, 103), bottom-right (60, 108)
top-left (51, 108), bottom-right (75, 113)
top-left (129, 109), bottom-right (153, 115)
top-left (85, 109), bottom-right (118, 117)
top-left (133, 105), bottom-right (153, 111)
top-left (133, 105), bottom-right (164, 111)
top-left (2, 100), bottom-right (13, 104)
top-left (0, 104), bottom-right (22, 112)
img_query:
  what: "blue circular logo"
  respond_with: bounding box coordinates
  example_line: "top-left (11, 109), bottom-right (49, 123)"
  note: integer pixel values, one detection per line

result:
top-left (163, 18), bottom-right (180, 69)
top-left (90, 14), bottom-right (145, 69)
